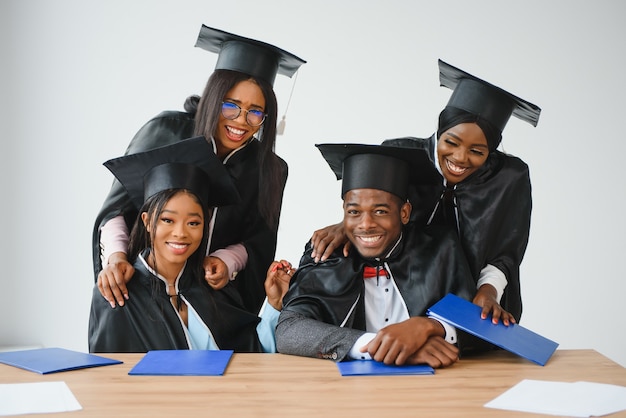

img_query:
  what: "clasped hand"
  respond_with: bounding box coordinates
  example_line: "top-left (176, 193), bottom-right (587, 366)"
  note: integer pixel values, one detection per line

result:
top-left (360, 317), bottom-right (459, 368)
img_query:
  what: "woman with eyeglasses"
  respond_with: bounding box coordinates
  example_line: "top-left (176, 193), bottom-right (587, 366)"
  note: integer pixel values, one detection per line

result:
top-left (92, 25), bottom-right (305, 314)
top-left (309, 60), bottom-right (540, 326)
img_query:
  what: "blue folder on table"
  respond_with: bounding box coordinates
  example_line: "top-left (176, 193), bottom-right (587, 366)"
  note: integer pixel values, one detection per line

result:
top-left (128, 350), bottom-right (234, 376)
top-left (337, 360), bottom-right (434, 376)
top-left (0, 347), bottom-right (122, 374)
top-left (426, 293), bottom-right (559, 366)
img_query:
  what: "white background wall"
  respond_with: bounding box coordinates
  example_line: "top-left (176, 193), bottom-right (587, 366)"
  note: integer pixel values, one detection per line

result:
top-left (1, 0), bottom-right (625, 367)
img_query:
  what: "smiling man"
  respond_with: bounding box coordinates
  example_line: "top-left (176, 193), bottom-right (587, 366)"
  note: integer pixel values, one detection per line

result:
top-left (276, 144), bottom-right (476, 368)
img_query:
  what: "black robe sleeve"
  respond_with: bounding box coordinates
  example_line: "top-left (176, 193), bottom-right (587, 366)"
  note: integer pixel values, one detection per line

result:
top-left (454, 152), bottom-right (531, 321)
top-left (275, 242), bottom-right (367, 361)
top-left (280, 242), bottom-right (365, 326)
top-left (209, 140), bottom-right (288, 313)
top-left (389, 224), bottom-right (476, 315)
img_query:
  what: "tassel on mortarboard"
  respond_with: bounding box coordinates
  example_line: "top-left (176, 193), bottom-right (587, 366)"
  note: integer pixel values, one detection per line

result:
top-left (277, 115), bottom-right (287, 135)
top-left (277, 70), bottom-right (300, 135)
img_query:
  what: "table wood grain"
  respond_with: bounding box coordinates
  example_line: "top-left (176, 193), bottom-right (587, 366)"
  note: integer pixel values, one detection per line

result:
top-left (1, 349), bottom-right (625, 417)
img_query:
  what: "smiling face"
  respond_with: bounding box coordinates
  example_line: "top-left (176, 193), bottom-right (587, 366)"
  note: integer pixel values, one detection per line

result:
top-left (343, 188), bottom-right (411, 259)
top-left (141, 191), bottom-right (204, 280)
top-left (437, 122), bottom-right (490, 185)
top-left (214, 79), bottom-right (266, 158)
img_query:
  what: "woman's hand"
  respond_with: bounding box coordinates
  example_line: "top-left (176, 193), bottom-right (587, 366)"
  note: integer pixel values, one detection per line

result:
top-left (473, 284), bottom-right (516, 326)
top-left (310, 222), bottom-right (350, 263)
top-left (98, 252), bottom-right (134, 308)
top-left (203, 256), bottom-right (230, 290)
top-left (265, 260), bottom-right (295, 311)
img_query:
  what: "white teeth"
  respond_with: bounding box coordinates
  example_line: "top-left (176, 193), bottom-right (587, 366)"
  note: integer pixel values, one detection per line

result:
top-left (446, 160), bottom-right (467, 175)
top-left (227, 126), bottom-right (245, 135)
top-left (360, 236), bottom-right (381, 243)
top-left (168, 243), bottom-right (188, 249)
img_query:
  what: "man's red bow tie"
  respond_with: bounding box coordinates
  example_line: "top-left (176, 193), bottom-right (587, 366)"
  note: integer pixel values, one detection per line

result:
top-left (363, 266), bottom-right (388, 279)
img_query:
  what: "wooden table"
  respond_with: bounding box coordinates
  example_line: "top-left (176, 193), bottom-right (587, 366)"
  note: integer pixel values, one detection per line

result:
top-left (1, 349), bottom-right (625, 417)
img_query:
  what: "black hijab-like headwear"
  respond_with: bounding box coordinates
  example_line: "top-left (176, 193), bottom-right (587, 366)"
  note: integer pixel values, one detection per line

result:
top-left (437, 106), bottom-right (502, 152)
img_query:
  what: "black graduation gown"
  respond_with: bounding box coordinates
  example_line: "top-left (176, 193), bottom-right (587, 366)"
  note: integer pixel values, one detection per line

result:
top-left (278, 222), bottom-right (477, 358)
top-left (382, 135), bottom-right (531, 322)
top-left (88, 256), bottom-right (262, 353)
top-left (91, 110), bottom-right (287, 313)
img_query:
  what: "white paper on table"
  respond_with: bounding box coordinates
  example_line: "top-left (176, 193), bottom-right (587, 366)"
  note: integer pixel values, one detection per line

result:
top-left (484, 379), bottom-right (626, 417)
top-left (0, 381), bottom-right (82, 416)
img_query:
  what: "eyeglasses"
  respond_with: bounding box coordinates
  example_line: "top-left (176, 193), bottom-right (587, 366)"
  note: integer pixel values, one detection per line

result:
top-left (221, 102), bottom-right (266, 127)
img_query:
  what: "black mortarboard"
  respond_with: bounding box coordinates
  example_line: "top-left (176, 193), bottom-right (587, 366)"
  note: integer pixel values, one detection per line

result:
top-left (439, 59), bottom-right (541, 132)
top-left (194, 24), bottom-right (306, 86)
top-left (316, 143), bottom-right (440, 201)
top-left (104, 136), bottom-right (240, 210)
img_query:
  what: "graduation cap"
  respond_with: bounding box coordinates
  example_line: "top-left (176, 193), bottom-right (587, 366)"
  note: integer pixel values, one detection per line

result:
top-left (195, 24), bottom-right (306, 86)
top-left (103, 136), bottom-right (240, 211)
top-left (315, 143), bottom-right (440, 201)
top-left (439, 59), bottom-right (541, 133)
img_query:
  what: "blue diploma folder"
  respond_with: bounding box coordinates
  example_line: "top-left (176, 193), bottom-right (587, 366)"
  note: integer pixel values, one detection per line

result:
top-left (0, 347), bottom-right (122, 374)
top-left (337, 360), bottom-right (434, 376)
top-left (426, 293), bottom-right (559, 366)
top-left (128, 349), bottom-right (234, 376)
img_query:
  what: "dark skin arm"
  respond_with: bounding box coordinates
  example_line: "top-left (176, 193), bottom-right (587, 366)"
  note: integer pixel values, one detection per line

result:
top-left (360, 317), bottom-right (457, 367)
top-left (97, 252), bottom-right (133, 308)
top-left (310, 221), bottom-right (350, 263)
top-left (264, 259), bottom-right (295, 311)
top-left (473, 284), bottom-right (516, 326)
